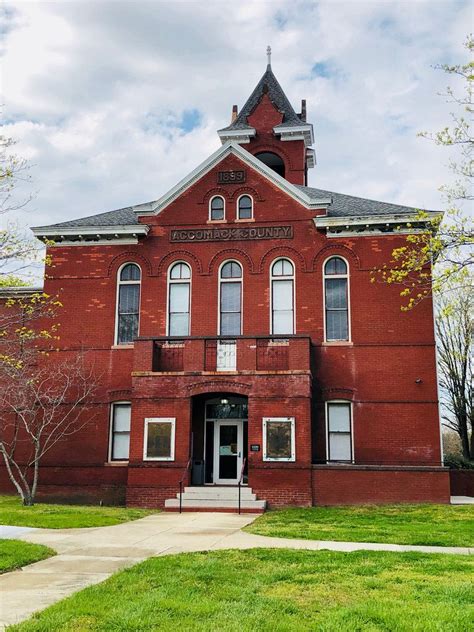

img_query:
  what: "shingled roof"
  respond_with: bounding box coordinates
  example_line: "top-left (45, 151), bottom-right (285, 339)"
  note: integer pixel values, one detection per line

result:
top-left (218, 64), bottom-right (304, 133)
top-left (295, 185), bottom-right (436, 217)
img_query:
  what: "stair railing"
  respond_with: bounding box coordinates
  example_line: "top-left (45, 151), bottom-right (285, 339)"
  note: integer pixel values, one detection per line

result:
top-left (237, 457), bottom-right (247, 515)
top-left (179, 458), bottom-right (192, 514)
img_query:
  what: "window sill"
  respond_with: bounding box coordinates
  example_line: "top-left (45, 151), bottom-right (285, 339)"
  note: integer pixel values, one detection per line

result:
top-left (322, 341), bottom-right (353, 347)
top-left (105, 461), bottom-right (129, 466)
top-left (111, 344), bottom-right (134, 350)
top-left (235, 218), bottom-right (255, 223)
top-left (206, 219), bottom-right (227, 224)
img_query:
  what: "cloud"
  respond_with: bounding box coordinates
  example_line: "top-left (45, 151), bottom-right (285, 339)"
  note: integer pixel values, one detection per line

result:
top-left (2, 0), bottom-right (471, 232)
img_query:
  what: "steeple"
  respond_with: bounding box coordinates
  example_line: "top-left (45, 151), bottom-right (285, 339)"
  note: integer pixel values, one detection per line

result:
top-left (217, 49), bottom-right (316, 185)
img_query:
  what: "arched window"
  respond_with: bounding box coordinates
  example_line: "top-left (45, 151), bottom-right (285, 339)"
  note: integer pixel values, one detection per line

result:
top-left (168, 262), bottom-right (191, 336)
top-left (255, 152), bottom-right (285, 178)
top-left (324, 256), bottom-right (349, 341)
top-left (116, 263), bottom-right (141, 345)
top-left (237, 195), bottom-right (253, 220)
top-left (271, 258), bottom-right (295, 334)
top-left (210, 196), bottom-right (225, 221)
top-left (219, 261), bottom-right (242, 335)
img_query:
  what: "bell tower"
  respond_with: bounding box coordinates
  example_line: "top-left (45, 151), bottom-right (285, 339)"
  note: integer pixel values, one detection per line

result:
top-left (218, 47), bottom-right (315, 186)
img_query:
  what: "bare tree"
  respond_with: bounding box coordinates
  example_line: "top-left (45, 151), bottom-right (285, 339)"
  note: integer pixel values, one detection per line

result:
top-left (0, 353), bottom-right (99, 505)
top-left (436, 282), bottom-right (473, 461)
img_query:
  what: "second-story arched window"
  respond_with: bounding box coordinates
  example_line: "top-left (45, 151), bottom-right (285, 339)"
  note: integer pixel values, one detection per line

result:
top-left (210, 195), bottom-right (225, 221)
top-left (237, 195), bottom-right (253, 220)
top-left (271, 258), bottom-right (295, 334)
top-left (168, 262), bottom-right (191, 336)
top-left (219, 261), bottom-right (242, 335)
top-left (324, 256), bottom-right (349, 341)
top-left (116, 263), bottom-right (141, 345)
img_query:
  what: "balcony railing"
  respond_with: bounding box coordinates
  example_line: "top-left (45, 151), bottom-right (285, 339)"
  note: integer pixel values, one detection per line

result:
top-left (133, 335), bottom-right (311, 374)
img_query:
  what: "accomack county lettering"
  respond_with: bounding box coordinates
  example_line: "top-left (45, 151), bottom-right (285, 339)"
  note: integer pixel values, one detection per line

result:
top-left (170, 226), bottom-right (293, 243)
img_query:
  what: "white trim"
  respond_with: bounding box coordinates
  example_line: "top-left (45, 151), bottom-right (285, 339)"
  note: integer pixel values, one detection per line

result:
top-left (143, 417), bottom-right (176, 461)
top-left (166, 261), bottom-right (192, 337)
top-left (325, 401), bottom-right (354, 463)
top-left (306, 148), bottom-right (316, 169)
top-left (263, 417), bottom-right (296, 462)
top-left (213, 419), bottom-right (244, 484)
top-left (44, 238), bottom-right (143, 247)
top-left (114, 262), bottom-right (142, 346)
top-left (132, 141), bottom-right (331, 217)
top-left (314, 212), bottom-right (442, 230)
top-left (32, 225), bottom-right (149, 245)
top-left (218, 260), bottom-right (243, 336)
top-left (322, 255), bottom-right (351, 343)
top-left (218, 128), bottom-right (256, 144)
top-left (209, 195), bottom-right (226, 222)
top-left (108, 401), bottom-right (131, 463)
top-left (236, 193), bottom-right (254, 221)
top-left (270, 257), bottom-right (295, 335)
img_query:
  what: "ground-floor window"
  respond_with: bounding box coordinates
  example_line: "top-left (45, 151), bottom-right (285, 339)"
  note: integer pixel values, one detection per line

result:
top-left (326, 402), bottom-right (353, 462)
top-left (263, 417), bottom-right (295, 461)
top-left (143, 418), bottom-right (176, 461)
top-left (109, 402), bottom-right (131, 461)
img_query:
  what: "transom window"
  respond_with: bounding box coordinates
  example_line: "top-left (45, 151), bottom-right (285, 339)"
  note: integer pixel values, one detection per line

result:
top-left (219, 261), bottom-right (242, 335)
top-left (271, 258), bottom-right (294, 334)
top-left (237, 195), bottom-right (253, 220)
top-left (168, 262), bottom-right (191, 336)
top-left (210, 195), bottom-right (225, 221)
top-left (327, 402), bottom-right (352, 462)
top-left (324, 256), bottom-right (349, 341)
top-left (116, 263), bottom-right (141, 345)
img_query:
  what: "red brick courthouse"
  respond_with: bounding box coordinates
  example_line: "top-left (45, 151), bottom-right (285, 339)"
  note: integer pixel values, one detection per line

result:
top-left (3, 59), bottom-right (450, 509)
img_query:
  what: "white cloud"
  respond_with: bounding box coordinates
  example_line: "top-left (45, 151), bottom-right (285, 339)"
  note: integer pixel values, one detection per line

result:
top-left (2, 0), bottom-right (471, 232)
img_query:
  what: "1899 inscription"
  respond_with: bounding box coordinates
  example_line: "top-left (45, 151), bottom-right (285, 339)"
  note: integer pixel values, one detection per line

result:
top-left (217, 170), bottom-right (246, 184)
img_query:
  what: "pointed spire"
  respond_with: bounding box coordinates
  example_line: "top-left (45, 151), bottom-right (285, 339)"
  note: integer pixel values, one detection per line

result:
top-left (266, 45), bottom-right (272, 69)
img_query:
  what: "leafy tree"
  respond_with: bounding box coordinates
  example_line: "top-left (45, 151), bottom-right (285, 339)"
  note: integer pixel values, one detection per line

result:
top-left (375, 35), bottom-right (473, 310)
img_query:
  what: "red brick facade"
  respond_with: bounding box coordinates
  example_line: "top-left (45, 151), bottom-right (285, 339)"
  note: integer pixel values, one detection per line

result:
top-left (0, 64), bottom-right (449, 507)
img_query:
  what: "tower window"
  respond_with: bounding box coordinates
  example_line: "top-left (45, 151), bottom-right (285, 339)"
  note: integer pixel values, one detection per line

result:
top-left (210, 196), bottom-right (225, 221)
top-left (255, 152), bottom-right (285, 178)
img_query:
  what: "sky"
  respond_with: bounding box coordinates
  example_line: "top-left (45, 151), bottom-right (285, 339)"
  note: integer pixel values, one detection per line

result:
top-left (1, 0), bottom-right (471, 232)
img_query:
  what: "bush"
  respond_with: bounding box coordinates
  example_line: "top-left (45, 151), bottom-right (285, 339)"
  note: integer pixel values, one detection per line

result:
top-left (443, 453), bottom-right (474, 469)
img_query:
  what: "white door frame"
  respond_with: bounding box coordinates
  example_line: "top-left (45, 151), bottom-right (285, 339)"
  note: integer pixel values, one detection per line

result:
top-left (213, 420), bottom-right (243, 484)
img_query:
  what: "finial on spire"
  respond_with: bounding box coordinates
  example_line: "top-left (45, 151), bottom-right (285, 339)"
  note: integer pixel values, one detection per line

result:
top-left (266, 45), bottom-right (272, 68)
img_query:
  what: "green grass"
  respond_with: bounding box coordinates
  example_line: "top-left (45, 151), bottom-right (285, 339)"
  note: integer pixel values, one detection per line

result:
top-left (0, 495), bottom-right (157, 529)
top-left (245, 504), bottom-right (474, 547)
top-left (0, 539), bottom-right (55, 574)
top-left (8, 549), bottom-right (473, 631)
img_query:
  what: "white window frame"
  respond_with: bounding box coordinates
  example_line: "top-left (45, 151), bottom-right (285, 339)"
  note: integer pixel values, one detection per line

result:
top-left (325, 400), bottom-right (354, 463)
top-left (166, 261), bottom-right (191, 336)
top-left (209, 195), bottom-right (225, 221)
top-left (322, 255), bottom-right (351, 342)
top-left (108, 401), bottom-right (131, 463)
top-left (262, 417), bottom-right (296, 462)
top-left (236, 194), bottom-right (253, 221)
top-left (114, 262), bottom-right (142, 346)
top-left (143, 417), bottom-right (176, 461)
top-left (270, 257), bottom-right (295, 335)
top-left (217, 260), bottom-right (243, 336)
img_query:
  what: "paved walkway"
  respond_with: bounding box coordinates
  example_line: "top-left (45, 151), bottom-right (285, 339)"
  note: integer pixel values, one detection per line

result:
top-left (1, 512), bottom-right (473, 630)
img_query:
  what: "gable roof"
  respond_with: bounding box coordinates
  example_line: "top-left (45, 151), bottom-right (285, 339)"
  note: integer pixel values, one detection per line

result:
top-left (218, 65), bottom-right (304, 133)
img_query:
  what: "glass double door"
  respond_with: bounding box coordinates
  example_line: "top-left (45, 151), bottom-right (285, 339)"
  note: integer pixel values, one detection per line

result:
top-left (213, 420), bottom-right (243, 484)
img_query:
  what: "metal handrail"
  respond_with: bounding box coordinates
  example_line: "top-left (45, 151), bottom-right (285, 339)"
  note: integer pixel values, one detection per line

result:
top-left (237, 457), bottom-right (247, 515)
top-left (179, 458), bottom-right (192, 514)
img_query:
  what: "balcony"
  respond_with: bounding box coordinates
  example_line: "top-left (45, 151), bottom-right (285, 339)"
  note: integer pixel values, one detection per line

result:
top-left (133, 336), bottom-right (311, 374)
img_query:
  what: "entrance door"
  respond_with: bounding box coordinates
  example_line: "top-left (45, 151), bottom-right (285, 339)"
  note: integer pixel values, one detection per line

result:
top-left (213, 420), bottom-right (243, 484)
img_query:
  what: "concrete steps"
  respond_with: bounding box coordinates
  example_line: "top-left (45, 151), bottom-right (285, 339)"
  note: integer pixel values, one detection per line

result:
top-left (164, 486), bottom-right (266, 512)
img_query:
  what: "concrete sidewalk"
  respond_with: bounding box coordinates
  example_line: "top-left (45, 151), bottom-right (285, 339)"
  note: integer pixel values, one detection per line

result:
top-left (1, 512), bottom-right (473, 630)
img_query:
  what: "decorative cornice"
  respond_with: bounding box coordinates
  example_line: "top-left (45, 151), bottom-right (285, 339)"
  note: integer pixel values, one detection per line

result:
top-left (32, 224), bottom-right (149, 246)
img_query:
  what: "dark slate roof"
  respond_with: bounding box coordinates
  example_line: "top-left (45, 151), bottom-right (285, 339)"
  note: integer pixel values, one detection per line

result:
top-left (33, 205), bottom-right (140, 230)
top-left (219, 65), bottom-right (304, 132)
top-left (296, 185), bottom-right (437, 217)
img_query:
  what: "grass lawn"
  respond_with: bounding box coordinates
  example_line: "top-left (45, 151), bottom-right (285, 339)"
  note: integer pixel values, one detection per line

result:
top-left (9, 549), bottom-right (473, 631)
top-left (245, 504), bottom-right (474, 547)
top-left (0, 495), bottom-right (157, 529)
top-left (0, 539), bottom-right (55, 574)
